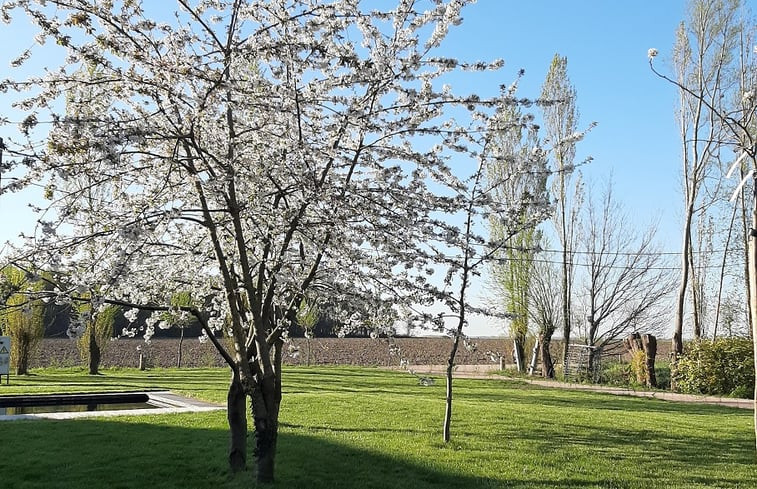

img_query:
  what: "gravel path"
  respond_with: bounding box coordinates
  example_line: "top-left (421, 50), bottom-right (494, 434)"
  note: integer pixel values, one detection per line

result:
top-left (396, 364), bottom-right (754, 410)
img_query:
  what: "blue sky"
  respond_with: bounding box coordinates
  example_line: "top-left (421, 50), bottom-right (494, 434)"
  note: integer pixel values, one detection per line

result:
top-left (444, 1), bottom-right (690, 247)
top-left (0, 1), bottom-right (744, 335)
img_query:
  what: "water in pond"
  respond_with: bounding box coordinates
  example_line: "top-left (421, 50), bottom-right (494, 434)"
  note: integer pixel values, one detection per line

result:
top-left (0, 392), bottom-right (158, 416)
top-left (0, 401), bottom-right (157, 416)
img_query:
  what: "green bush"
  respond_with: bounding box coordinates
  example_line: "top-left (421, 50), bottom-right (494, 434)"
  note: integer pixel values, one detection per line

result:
top-left (629, 350), bottom-right (647, 385)
top-left (672, 338), bottom-right (754, 398)
top-left (598, 361), bottom-right (632, 386)
top-left (0, 267), bottom-right (46, 375)
top-left (654, 362), bottom-right (671, 390)
top-left (598, 360), bottom-right (671, 390)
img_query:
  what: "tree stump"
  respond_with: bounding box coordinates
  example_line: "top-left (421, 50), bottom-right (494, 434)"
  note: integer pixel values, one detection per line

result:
top-left (641, 334), bottom-right (657, 388)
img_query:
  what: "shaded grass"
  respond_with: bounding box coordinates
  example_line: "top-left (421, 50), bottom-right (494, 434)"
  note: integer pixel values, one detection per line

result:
top-left (0, 366), bottom-right (755, 488)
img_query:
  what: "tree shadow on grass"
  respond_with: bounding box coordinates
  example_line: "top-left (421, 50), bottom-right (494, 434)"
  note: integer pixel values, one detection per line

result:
top-left (0, 414), bottom-right (504, 489)
top-left (1, 409), bottom-right (752, 488)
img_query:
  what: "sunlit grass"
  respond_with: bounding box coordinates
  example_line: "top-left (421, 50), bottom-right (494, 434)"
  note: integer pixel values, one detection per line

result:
top-left (0, 366), bottom-right (755, 488)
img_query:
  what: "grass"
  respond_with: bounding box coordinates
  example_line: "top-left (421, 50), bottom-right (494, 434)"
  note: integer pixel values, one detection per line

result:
top-left (0, 366), bottom-right (755, 488)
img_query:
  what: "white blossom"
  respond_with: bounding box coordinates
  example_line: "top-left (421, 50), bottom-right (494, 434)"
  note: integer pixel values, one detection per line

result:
top-left (124, 308), bottom-right (139, 323)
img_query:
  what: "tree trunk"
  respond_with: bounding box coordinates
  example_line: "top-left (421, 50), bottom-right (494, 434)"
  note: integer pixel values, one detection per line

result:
top-left (586, 346), bottom-right (600, 382)
top-left (443, 332), bottom-right (461, 443)
top-left (15, 334), bottom-right (29, 375)
top-left (251, 373), bottom-right (280, 483)
top-left (253, 413), bottom-right (278, 483)
top-left (513, 337), bottom-right (526, 372)
top-left (177, 327), bottom-right (184, 368)
top-left (244, 340), bottom-right (284, 483)
top-left (673, 261), bottom-right (689, 355)
top-left (561, 245), bottom-right (571, 367)
top-left (227, 369), bottom-right (247, 473)
top-left (88, 330), bottom-right (101, 375)
top-left (688, 246), bottom-right (702, 339)
top-left (743, 179), bottom-right (754, 338)
top-left (624, 333), bottom-right (657, 388)
top-left (527, 338), bottom-right (539, 376)
top-left (539, 332), bottom-right (555, 378)
top-left (641, 334), bottom-right (657, 388)
top-left (748, 184), bottom-right (757, 451)
top-left (673, 197), bottom-right (695, 366)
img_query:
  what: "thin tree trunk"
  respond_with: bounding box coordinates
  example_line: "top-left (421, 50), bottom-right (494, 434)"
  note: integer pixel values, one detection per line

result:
top-left (748, 181), bottom-right (757, 451)
top-left (444, 331), bottom-right (460, 444)
top-left (513, 338), bottom-right (526, 372)
top-left (227, 368), bottom-right (247, 472)
top-left (642, 334), bottom-right (657, 388)
top-left (444, 272), bottom-right (469, 443)
top-left (743, 174), bottom-right (754, 338)
top-left (88, 328), bottom-right (100, 375)
top-left (527, 338), bottom-right (539, 376)
top-left (689, 245), bottom-right (702, 339)
top-left (673, 212), bottom-right (693, 360)
top-left (177, 327), bottom-right (184, 368)
top-left (560, 188), bottom-right (571, 366)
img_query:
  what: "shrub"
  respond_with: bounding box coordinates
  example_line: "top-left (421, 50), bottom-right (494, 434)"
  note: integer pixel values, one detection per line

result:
top-left (599, 361), bottom-right (632, 386)
top-left (654, 362), bottom-right (671, 390)
top-left (629, 350), bottom-right (647, 385)
top-left (672, 338), bottom-right (754, 397)
top-left (0, 267), bottom-right (46, 375)
top-left (2, 296), bottom-right (45, 375)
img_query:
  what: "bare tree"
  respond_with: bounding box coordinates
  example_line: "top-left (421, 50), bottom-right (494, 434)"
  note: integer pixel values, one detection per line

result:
top-left (441, 89), bottom-right (556, 442)
top-left (668, 0), bottom-right (741, 356)
top-left (577, 182), bottom-right (675, 370)
top-left (527, 253), bottom-right (561, 378)
top-left (650, 0), bottom-right (757, 448)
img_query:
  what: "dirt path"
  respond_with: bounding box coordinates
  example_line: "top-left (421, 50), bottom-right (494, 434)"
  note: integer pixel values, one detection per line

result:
top-left (392, 364), bottom-right (753, 410)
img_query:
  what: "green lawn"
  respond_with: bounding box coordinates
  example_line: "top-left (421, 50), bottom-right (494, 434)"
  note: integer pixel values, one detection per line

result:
top-left (0, 367), bottom-right (754, 488)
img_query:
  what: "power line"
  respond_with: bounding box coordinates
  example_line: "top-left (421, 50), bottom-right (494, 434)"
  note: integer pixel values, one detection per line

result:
top-left (492, 256), bottom-right (742, 272)
top-left (539, 247), bottom-right (742, 257)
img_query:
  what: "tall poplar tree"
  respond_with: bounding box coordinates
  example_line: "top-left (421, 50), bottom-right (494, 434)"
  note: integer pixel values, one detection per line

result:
top-left (540, 54), bottom-right (580, 364)
top-left (488, 104), bottom-right (548, 371)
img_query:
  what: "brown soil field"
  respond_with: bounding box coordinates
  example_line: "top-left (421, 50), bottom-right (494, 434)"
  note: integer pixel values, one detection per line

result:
top-left (30, 337), bottom-right (515, 370)
top-left (27, 335), bottom-right (668, 370)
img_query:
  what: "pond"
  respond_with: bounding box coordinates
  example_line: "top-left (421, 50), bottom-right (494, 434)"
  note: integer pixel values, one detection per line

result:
top-left (0, 392), bottom-right (156, 415)
top-left (0, 391), bottom-right (224, 419)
